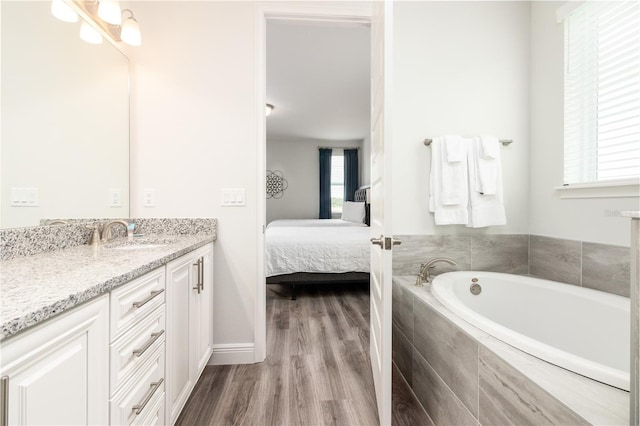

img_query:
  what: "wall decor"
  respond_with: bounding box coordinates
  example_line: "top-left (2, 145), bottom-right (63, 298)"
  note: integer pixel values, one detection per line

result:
top-left (266, 170), bottom-right (288, 199)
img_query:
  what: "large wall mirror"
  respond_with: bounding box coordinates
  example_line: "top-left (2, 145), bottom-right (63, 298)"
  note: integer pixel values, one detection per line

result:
top-left (1, 0), bottom-right (130, 229)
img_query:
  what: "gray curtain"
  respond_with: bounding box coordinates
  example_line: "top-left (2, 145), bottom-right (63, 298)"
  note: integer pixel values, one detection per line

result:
top-left (344, 149), bottom-right (359, 202)
top-left (319, 148), bottom-right (332, 219)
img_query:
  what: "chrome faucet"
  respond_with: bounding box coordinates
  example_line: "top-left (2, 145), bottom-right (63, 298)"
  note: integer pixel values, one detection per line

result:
top-left (101, 220), bottom-right (133, 242)
top-left (416, 257), bottom-right (458, 287)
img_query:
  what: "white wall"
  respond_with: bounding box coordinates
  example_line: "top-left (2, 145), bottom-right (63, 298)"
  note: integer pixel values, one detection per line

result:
top-left (529, 2), bottom-right (638, 247)
top-left (391, 1), bottom-right (531, 236)
top-left (266, 139), bottom-right (362, 224)
top-left (130, 1), bottom-right (258, 351)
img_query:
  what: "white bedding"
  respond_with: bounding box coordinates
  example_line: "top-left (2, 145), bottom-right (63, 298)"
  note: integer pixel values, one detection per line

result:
top-left (265, 225), bottom-right (370, 277)
top-left (267, 219), bottom-right (366, 228)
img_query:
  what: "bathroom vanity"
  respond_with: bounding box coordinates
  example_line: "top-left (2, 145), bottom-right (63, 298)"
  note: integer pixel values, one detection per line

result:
top-left (0, 229), bottom-right (215, 425)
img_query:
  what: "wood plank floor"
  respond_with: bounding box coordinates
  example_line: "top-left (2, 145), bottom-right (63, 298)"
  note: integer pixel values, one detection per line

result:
top-left (176, 283), bottom-right (433, 426)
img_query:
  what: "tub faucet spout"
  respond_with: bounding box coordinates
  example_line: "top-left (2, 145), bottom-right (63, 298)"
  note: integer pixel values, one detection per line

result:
top-left (416, 258), bottom-right (458, 287)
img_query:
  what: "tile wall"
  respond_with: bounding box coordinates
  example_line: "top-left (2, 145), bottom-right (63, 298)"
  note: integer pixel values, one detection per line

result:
top-left (394, 234), bottom-right (631, 297)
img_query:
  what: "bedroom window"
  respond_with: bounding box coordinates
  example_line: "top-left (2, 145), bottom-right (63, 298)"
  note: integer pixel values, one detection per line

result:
top-left (331, 150), bottom-right (345, 216)
top-left (561, 1), bottom-right (640, 186)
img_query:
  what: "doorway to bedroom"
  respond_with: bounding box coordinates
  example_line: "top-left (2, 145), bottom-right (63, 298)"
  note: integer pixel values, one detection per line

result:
top-left (262, 16), bottom-right (376, 420)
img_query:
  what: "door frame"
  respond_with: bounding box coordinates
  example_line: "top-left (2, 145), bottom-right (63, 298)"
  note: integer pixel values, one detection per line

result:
top-left (255, 2), bottom-right (373, 363)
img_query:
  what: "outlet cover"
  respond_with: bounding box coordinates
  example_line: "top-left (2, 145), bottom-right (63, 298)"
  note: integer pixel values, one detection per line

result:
top-left (109, 189), bottom-right (122, 207)
top-left (143, 189), bottom-right (155, 207)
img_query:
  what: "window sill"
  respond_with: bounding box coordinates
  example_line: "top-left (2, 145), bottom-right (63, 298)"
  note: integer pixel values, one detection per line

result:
top-left (554, 179), bottom-right (640, 199)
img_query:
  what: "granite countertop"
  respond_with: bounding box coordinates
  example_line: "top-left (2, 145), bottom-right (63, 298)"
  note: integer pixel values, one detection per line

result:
top-left (0, 234), bottom-right (215, 341)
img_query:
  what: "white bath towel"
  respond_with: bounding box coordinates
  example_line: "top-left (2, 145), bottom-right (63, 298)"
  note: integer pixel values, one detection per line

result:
top-left (429, 137), bottom-right (469, 225)
top-left (467, 137), bottom-right (506, 228)
top-left (474, 135), bottom-right (500, 195)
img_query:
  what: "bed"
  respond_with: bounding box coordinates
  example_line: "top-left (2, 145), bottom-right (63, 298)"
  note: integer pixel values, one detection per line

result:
top-left (266, 188), bottom-right (370, 299)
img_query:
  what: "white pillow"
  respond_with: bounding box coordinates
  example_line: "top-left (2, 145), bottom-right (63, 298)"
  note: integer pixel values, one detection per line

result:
top-left (341, 201), bottom-right (366, 224)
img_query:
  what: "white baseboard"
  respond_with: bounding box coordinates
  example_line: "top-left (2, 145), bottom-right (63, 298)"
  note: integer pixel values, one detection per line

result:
top-left (209, 343), bottom-right (256, 365)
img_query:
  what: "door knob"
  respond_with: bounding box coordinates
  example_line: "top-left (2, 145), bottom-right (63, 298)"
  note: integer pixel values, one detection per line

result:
top-left (370, 235), bottom-right (384, 247)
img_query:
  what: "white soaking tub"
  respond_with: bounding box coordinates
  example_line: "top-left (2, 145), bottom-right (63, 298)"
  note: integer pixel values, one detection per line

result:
top-left (431, 271), bottom-right (630, 391)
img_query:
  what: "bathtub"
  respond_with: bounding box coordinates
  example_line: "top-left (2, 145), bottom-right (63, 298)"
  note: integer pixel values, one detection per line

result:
top-left (431, 271), bottom-right (630, 391)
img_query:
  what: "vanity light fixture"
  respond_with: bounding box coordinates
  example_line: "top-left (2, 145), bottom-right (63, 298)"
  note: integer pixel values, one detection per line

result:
top-left (51, 0), bottom-right (78, 22)
top-left (51, 0), bottom-right (142, 47)
top-left (79, 19), bottom-right (103, 44)
top-left (266, 104), bottom-right (275, 116)
top-left (120, 9), bottom-right (141, 46)
top-left (97, 0), bottom-right (121, 25)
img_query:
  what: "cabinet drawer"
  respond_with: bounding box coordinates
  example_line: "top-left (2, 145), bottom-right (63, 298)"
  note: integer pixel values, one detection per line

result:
top-left (110, 344), bottom-right (165, 426)
top-left (134, 390), bottom-right (165, 426)
top-left (110, 305), bottom-right (165, 394)
top-left (110, 268), bottom-right (165, 341)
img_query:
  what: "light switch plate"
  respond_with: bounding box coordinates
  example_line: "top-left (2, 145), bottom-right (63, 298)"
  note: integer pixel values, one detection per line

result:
top-left (10, 187), bottom-right (39, 207)
top-left (221, 189), bottom-right (246, 207)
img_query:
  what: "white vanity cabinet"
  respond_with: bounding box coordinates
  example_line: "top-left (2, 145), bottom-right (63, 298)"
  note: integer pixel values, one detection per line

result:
top-left (0, 295), bottom-right (110, 425)
top-left (165, 243), bottom-right (214, 425)
top-left (0, 241), bottom-right (214, 426)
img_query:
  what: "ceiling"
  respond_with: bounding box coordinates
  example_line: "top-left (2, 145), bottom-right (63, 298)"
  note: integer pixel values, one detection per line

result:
top-left (266, 20), bottom-right (371, 142)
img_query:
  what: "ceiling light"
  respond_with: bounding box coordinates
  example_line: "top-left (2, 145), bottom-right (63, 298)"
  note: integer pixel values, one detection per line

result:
top-left (120, 9), bottom-right (141, 46)
top-left (51, 0), bottom-right (78, 23)
top-left (266, 104), bottom-right (275, 116)
top-left (98, 0), bottom-right (121, 25)
top-left (80, 20), bottom-right (103, 44)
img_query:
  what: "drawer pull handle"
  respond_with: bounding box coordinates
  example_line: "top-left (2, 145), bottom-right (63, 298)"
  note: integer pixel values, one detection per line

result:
top-left (132, 289), bottom-right (164, 309)
top-left (1, 376), bottom-right (8, 426)
top-left (132, 378), bottom-right (164, 415)
top-left (132, 330), bottom-right (165, 357)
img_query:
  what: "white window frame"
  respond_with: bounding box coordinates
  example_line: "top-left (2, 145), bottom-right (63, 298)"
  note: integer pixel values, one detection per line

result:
top-left (556, 1), bottom-right (640, 199)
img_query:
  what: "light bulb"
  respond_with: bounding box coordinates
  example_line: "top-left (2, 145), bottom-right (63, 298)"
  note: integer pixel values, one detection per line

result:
top-left (266, 104), bottom-right (275, 116)
top-left (98, 0), bottom-right (121, 25)
top-left (80, 20), bottom-right (103, 44)
top-left (121, 16), bottom-right (141, 46)
top-left (51, 0), bottom-right (78, 23)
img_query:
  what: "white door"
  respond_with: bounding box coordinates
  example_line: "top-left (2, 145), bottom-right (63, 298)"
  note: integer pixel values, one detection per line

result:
top-left (165, 256), bottom-right (194, 424)
top-left (369, 1), bottom-right (394, 425)
top-left (1, 295), bottom-right (109, 426)
top-left (194, 245), bottom-right (214, 374)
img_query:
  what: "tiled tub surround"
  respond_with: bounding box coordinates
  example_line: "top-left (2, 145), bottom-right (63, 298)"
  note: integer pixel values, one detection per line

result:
top-left (393, 234), bottom-right (530, 277)
top-left (394, 234), bottom-right (631, 297)
top-left (0, 218), bottom-right (217, 261)
top-left (392, 276), bottom-right (629, 425)
top-left (530, 235), bottom-right (631, 297)
top-left (0, 225), bottom-right (216, 340)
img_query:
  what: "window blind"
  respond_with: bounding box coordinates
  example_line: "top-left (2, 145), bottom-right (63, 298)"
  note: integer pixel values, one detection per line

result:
top-left (563, 0), bottom-right (640, 184)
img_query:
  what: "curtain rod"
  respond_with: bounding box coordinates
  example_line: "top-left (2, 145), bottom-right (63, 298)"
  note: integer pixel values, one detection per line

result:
top-left (317, 147), bottom-right (360, 150)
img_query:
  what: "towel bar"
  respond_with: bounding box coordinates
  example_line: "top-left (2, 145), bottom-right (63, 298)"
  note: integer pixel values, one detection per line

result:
top-left (423, 138), bottom-right (513, 147)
